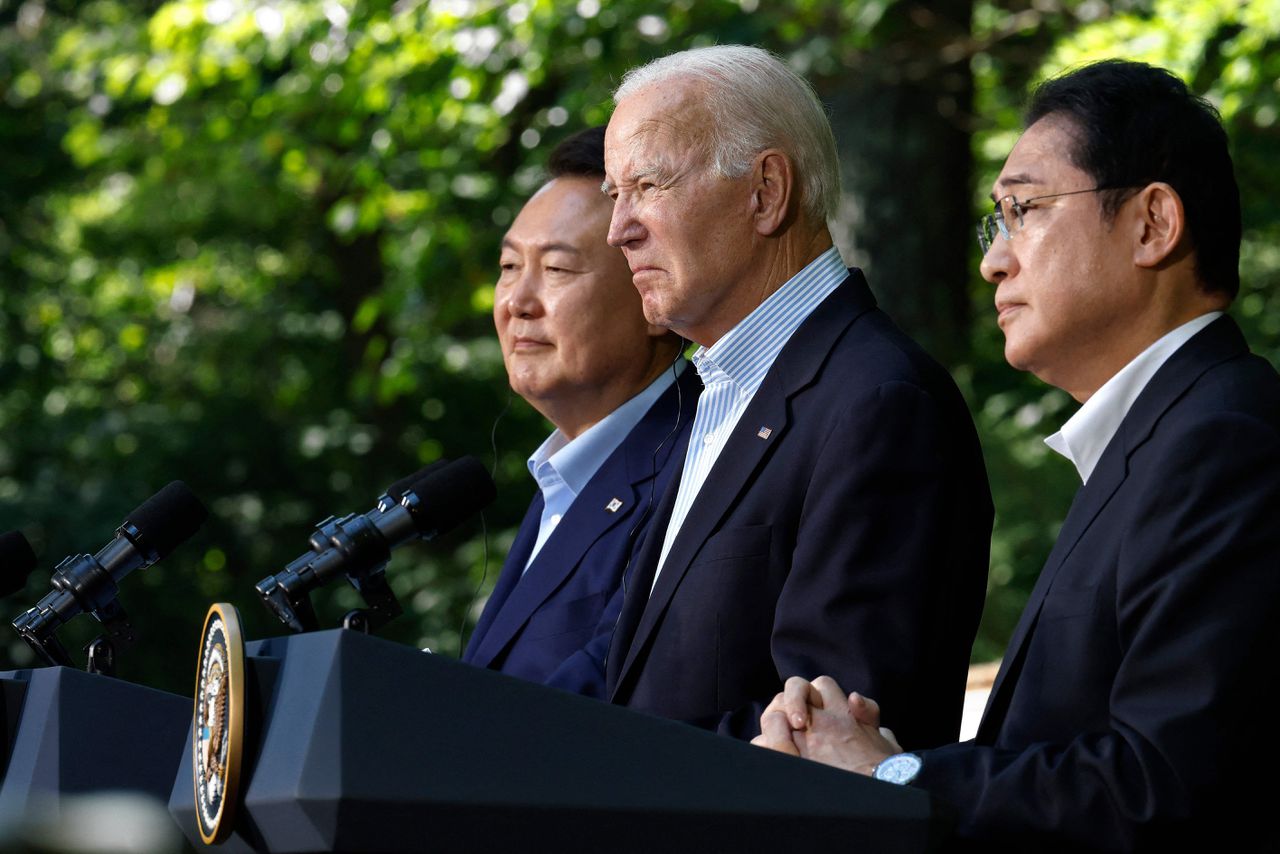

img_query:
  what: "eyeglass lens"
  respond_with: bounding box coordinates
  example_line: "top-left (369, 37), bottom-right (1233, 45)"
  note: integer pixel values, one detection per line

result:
top-left (977, 196), bottom-right (1024, 254)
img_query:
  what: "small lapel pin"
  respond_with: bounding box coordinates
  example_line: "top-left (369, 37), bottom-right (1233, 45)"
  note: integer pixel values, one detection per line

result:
top-left (605, 497), bottom-right (624, 513)
top-left (757, 426), bottom-right (773, 440)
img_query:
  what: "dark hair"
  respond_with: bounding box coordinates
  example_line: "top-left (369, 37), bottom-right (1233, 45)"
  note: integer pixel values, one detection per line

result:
top-left (1026, 59), bottom-right (1240, 298)
top-left (547, 125), bottom-right (607, 180)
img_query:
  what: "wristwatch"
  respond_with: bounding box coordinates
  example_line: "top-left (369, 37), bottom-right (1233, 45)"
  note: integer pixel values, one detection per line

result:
top-left (872, 752), bottom-right (922, 785)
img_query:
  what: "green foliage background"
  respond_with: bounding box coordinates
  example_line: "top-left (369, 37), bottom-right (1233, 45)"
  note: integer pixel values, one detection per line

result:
top-left (1, 0), bottom-right (1277, 694)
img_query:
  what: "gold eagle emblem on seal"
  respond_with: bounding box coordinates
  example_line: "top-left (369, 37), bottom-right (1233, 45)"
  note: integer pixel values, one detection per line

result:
top-left (193, 603), bottom-right (246, 845)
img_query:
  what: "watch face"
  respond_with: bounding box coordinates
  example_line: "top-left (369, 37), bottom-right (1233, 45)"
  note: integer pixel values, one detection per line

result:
top-left (874, 753), bottom-right (922, 785)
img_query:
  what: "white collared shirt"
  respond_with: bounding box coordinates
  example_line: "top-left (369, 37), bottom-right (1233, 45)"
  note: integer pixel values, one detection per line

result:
top-left (1045, 312), bottom-right (1223, 483)
top-left (523, 363), bottom-right (681, 570)
top-left (651, 246), bottom-right (847, 591)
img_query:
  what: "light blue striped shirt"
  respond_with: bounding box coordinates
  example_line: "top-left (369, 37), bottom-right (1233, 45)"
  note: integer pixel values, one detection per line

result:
top-left (524, 363), bottom-right (680, 571)
top-left (652, 246), bottom-right (847, 589)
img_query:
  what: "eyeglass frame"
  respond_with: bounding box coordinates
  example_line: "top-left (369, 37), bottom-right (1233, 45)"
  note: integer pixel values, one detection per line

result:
top-left (976, 186), bottom-right (1140, 255)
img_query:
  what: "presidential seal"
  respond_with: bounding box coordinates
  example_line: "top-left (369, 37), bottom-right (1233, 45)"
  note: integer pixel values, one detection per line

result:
top-left (193, 602), bottom-right (246, 845)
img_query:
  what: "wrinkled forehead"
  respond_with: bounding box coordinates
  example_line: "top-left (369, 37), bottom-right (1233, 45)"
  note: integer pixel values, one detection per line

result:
top-left (605, 82), bottom-right (714, 174)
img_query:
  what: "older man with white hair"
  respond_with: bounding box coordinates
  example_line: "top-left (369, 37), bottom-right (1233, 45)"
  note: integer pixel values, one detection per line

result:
top-left (600, 45), bottom-right (992, 744)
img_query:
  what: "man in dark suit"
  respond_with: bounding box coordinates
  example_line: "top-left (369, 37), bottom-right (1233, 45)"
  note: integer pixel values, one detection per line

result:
top-left (754, 61), bottom-right (1280, 851)
top-left (462, 128), bottom-right (696, 698)
top-left (600, 46), bottom-right (992, 745)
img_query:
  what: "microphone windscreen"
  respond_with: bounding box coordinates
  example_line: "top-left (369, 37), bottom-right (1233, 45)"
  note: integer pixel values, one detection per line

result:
top-left (0, 530), bottom-right (37, 598)
top-left (386, 460), bottom-right (448, 502)
top-left (124, 481), bottom-right (210, 560)
top-left (405, 456), bottom-right (496, 536)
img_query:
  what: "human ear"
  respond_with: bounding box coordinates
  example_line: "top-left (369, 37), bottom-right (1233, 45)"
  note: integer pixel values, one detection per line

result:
top-left (752, 149), bottom-right (795, 236)
top-left (1133, 182), bottom-right (1185, 269)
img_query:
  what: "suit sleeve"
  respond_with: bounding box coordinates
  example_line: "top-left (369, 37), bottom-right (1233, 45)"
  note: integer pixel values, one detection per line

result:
top-left (915, 410), bottom-right (1280, 850)
top-left (721, 379), bottom-right (991, 745)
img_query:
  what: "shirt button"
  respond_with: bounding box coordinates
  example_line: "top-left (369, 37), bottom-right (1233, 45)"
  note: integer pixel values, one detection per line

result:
top-left (549, 513), bottom-right (562, 526)
top-left (702, 433), bottom-right (715, 445)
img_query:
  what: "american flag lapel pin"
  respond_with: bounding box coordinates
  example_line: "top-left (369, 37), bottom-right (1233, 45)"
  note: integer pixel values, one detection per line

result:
top-left (757, 426), bottom-right (773, 440)
top-left (605, 497), bottom-right (624, 513)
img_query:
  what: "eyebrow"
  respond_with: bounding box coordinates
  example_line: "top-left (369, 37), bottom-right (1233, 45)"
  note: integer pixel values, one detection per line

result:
top-left (601, 162), bottom-right (667, 196)
top-left (990, 171), bottom-right (1040, 202)
top-left (500, 238), bottom-right (583, 255)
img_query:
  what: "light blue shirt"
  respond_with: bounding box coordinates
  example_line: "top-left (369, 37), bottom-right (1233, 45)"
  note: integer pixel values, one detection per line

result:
top-left (653, 246), bottom-right (847, 589)
top-left (524, 363), bottom-right (682, 570)
top-left (1045, 311), bottom-right (1223, 483)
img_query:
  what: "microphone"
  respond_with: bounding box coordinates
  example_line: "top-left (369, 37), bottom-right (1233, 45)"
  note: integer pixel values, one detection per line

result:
top-left (12, 481), bottom-right (209, 669)
top-left (385, 459), bottom-right (449, 503)
top-left (256, 456), bottom-right (496, 633)
top-left (0, 531), bottom-right (38, 599)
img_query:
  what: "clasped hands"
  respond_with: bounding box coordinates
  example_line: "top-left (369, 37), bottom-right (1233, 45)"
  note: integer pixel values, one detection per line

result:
top-left (751, 675), bottom-right (902, 775)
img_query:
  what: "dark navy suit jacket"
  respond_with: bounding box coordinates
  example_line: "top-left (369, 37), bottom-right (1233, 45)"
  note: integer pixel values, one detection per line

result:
top-left (917, 316), bottom-right (1280, 851)
top-left (606, 270), bottom-right (993, 746)
top-left (462, 365), bottom-right (699, 698)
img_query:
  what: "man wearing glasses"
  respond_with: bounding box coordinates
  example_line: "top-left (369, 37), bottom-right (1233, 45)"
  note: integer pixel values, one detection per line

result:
top-left (754, 60), bottom-right (1280, 850)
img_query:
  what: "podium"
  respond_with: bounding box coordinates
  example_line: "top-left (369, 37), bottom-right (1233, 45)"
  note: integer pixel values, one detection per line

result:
top-left (169, 629), bottom-right (944, 852)
top-left (0, 667), bottom-right (191, 823)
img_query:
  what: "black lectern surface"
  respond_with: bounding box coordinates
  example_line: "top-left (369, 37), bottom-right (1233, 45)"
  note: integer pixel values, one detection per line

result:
top-left (0, 667), bottom-right (191, 822)
top-left (170, 629), bottom-right (943, 853)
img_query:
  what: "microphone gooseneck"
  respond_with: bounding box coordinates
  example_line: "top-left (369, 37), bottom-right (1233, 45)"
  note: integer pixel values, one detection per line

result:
top-left (11, 481), bottom-right (209, 672)
top-left (257, 456), bottom-right (496, 634)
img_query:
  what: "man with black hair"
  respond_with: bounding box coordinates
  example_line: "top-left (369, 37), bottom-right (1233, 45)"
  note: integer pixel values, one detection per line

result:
top-left (755, 60), bottom-right (1280, 851)
top-left (462, 127), bottom-right (697, 697)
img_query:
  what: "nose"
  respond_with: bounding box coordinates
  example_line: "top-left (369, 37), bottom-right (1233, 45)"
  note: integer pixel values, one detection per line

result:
top-left (607, 195), bottom-right (645, 249)
top-left (979, 233), bottom-right (1015, 285)
top-left (502, 265), bottom-right (543, 320)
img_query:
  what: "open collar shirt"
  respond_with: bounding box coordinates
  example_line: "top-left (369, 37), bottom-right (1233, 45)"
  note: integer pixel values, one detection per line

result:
top-left (524, 363), bottom-right (681, 571)
top-left (1045, 311), bottom-right (1223, 483)
top-left (652, 246), bottom-right (847, 590)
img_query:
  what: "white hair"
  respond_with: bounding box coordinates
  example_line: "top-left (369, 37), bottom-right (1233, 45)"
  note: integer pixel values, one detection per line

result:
top-left (614, 45), bottom-right (841, 223)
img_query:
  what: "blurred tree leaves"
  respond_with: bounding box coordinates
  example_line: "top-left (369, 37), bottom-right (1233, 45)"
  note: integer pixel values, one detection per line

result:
top-left (964, 0), bottom-right (1280, 658)
top-left (1, 0), bottom-right (1277, 690)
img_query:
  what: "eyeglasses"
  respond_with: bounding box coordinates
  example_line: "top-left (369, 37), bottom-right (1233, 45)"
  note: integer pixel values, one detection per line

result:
top-left (976, 187), bottom-right (1135, 254)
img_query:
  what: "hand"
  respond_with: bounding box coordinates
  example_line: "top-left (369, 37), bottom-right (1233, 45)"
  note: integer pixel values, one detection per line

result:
top-left (752, 676), bottom-right (903, 776)
top-left (752, 675), bottom-right (825, 756)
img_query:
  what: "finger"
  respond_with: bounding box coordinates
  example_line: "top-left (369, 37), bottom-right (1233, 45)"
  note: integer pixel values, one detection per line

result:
top-left (761, 692), bottom-right (800, 732)
top-left (810, 675), bottom-right (849, 712)
top-left (791, 728), bottom-right (809, 758)
top-left (782, 676), bottom-right (820, 728)
top-left (847, 692), bottom-right (881, 727)
top-left (755, 710), bottom-right (800, 756)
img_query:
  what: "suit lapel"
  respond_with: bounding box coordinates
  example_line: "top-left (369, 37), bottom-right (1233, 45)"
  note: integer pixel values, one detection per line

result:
top-left (606, 457), bottom-right (680, 690)
top-left (976, 459), bottom-right (1126, 741)
top-left (611, 272), bottom-right (878, 697)
top-left (462, 496), bottom-right (541, 663)
top-left (467, 468), bottom-right (640, 668)
top-left (468, 369), bottom-right (697, 671)
top-left (613, 372), bottom-right (789, 687)
top-left (977, 316), bottom-right (1248, 740)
